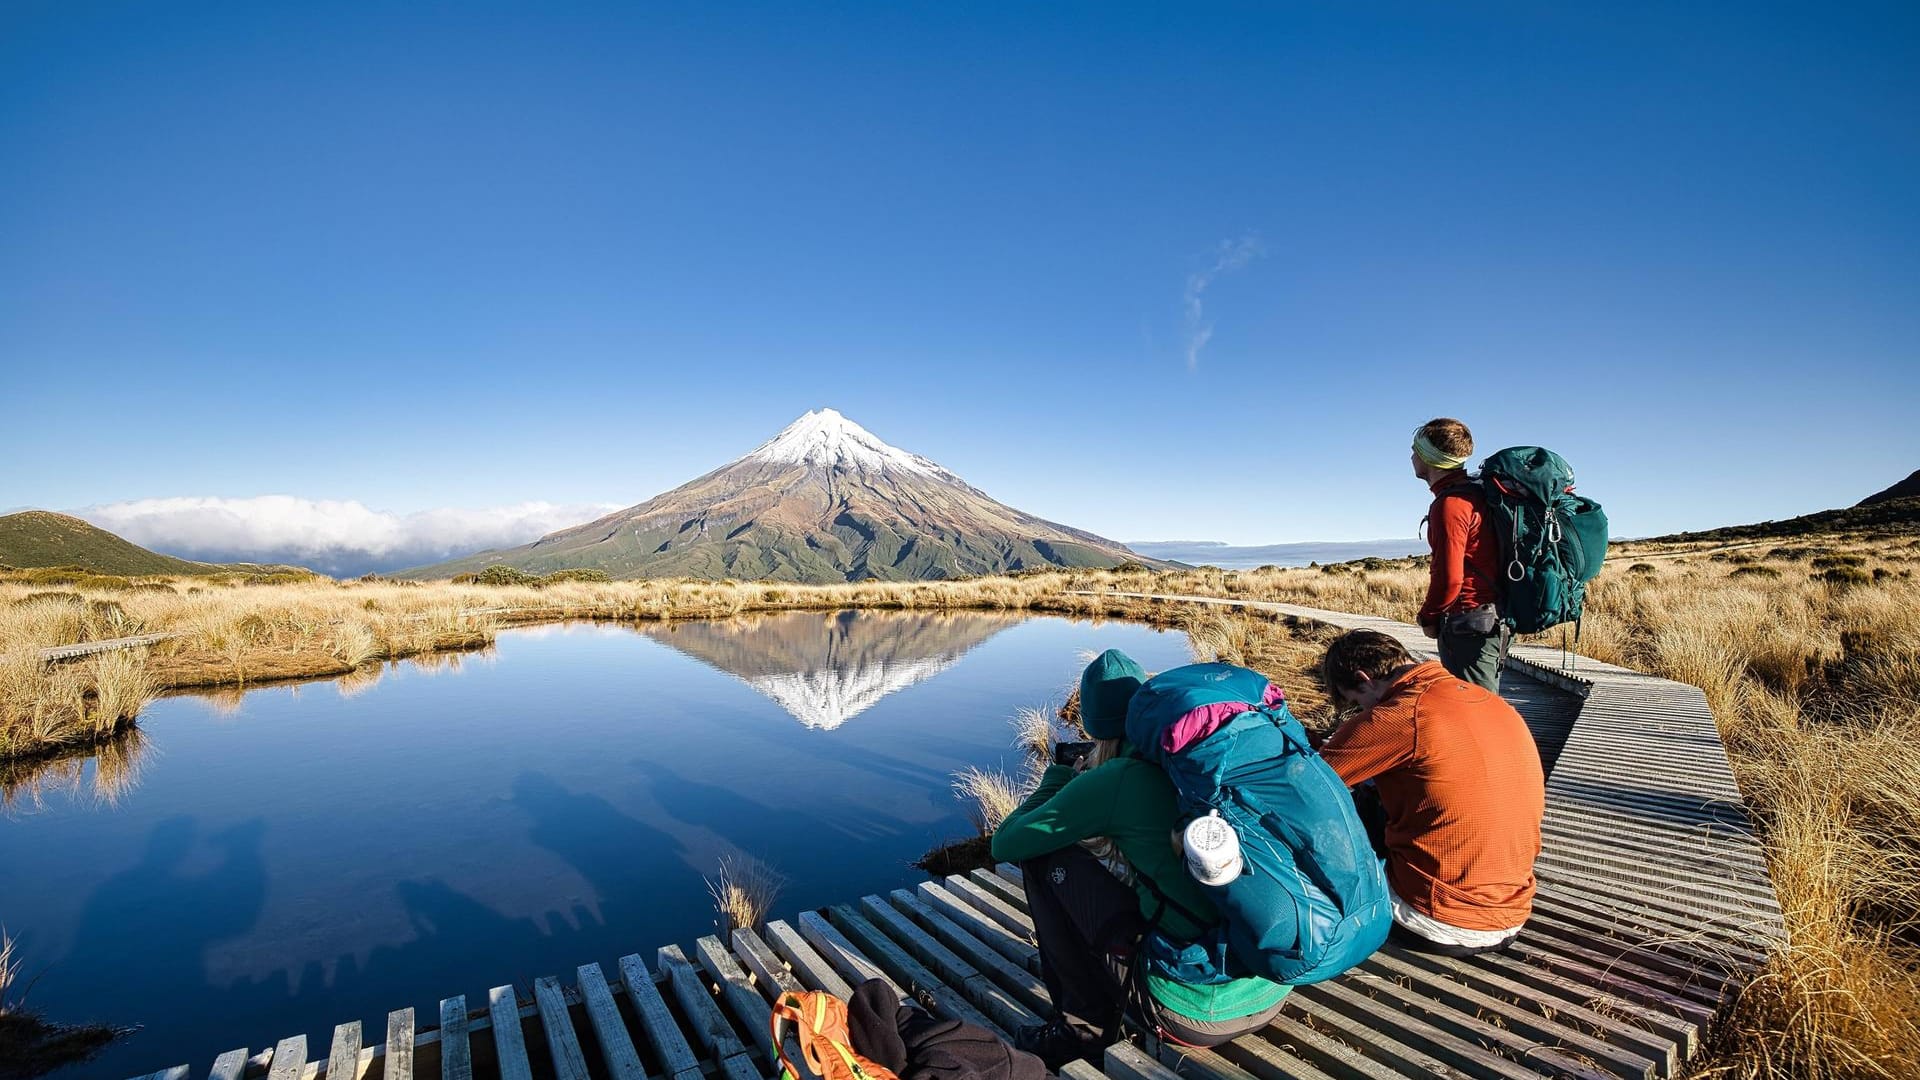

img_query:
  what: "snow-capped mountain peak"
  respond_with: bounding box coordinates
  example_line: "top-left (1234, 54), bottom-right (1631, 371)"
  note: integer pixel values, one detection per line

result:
top-left (742, 408), bottom-right (951, 478)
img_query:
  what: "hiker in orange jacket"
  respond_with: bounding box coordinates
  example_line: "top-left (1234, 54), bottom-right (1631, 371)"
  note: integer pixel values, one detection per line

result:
top-left (1412, 417), bottom-right (1507, 692)
top-left (1317, 629), bottom-right (1544, 955)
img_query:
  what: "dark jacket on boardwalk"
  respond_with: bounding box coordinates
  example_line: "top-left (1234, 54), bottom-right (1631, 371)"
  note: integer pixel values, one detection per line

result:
top-left (847, 978), bottom-right (1053, 1080)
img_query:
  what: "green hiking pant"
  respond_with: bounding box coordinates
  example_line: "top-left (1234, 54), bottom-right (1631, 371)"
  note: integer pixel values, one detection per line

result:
top-left (1438, 622), bottom-right (1506, 693)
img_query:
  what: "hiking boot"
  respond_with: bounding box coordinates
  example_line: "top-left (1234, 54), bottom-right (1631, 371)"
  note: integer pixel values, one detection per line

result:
top-left (1013, 1018), bottom-right (1101, 1071)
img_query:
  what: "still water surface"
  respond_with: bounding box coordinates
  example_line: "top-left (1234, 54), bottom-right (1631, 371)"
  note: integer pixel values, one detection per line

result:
top-left (2, 611), bottom-right (1190, 1078)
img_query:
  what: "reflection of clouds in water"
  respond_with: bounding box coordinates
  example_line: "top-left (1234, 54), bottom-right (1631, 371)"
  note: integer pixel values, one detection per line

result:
top-left (641, 610), bottom-right (1023, 729)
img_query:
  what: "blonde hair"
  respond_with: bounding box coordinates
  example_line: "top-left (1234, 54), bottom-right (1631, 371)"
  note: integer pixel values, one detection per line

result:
top-left (1077, 738), bottom-right (1134, 878)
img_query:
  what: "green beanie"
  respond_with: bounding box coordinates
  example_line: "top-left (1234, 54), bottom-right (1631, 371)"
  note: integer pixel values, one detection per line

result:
top-left (1079, 649), bottom-right (1145, 741)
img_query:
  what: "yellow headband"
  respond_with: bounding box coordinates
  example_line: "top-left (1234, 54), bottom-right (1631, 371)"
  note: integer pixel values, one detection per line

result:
top-left (1413, 433), bottom-right (1468, 470)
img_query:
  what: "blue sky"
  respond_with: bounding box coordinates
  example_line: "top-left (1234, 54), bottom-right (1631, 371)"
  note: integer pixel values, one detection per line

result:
top-left (4, 2), bottom-right (1916, 562)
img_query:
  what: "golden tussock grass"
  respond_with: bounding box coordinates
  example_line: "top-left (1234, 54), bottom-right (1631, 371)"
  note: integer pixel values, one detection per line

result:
top-left (704, 853), bottom-right (786, 936)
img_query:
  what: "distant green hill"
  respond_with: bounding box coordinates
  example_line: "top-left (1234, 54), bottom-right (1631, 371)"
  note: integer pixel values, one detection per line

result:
top-left (0, 511), bottom-right (310, 577)
top-left (1643, 496), bottom-right (1920, 544)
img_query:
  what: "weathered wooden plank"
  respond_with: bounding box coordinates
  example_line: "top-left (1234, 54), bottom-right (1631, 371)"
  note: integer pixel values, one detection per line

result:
top-left (438, 997), bottom-right (472, 1080)
top-left (1521, 907), bottom-right (1743, 994)
top-left (661, 942), bottom-right (753, 1061)
top-left (533, 976), bottom-right (592, 1080)
top-left (916, 880), bottom-right (1039, 972)
top-left (888, 889), bottom-right (1051, 1015)
top-left (1366, 949), bottom-right (1663, 1077)
top-left (732, 927), bottom-right (807, 1000)
top-left (794, 910), bottom-right (905, 999)
top-left (1196, 1032), bottom-right (1337, 1080)
top-left (857, 895), bottom-right (1040, 1034)
top-left (327, 1022), bottom-right (362, 1080)
top-left (706, 935), bottom-right (818, 1080)
top-left (128, 1068), bottom-right (189, 1080)
top-left (1058, 1061), bottom-right (1109, 1080)
top-left (1285, 992), bottom-right (1474, 1078)
top-left (1237, 1017), bottom-right (1401, 1080)
top-left (1150, 1042), bottom-right (1265, 1080)
top-left (208, 1049), bottom-right (250, 1080)
top-left (384, 1009), bottom-right (416, 1080)
top-left (859, 894), bottom-right (980, 987)
top-left (765, 918), bottom-right (856, 999)
top-left (1103, 1041), bottom-right (1181, 1080)
top-left (717, 1053), bottom-right (763, 1080)
top-left (1342, 958), bottom-right (1623, 1080)
top-left (487, 985), bottom-right (534, 1080)
top-left (943, 875), bottom-right (1036, 938)
top-left (620, 953), bottom-right (703, 1077)
top-left (1504, 939), bottom-right (1721, 1026)
top-left (39, 631), bottom-right (180, 664)
top-left (1383, 946), bottom-right (1683, 1075)
top-left (698, 935), bottom-right (778, 1064)
top-left (578, 962), bottom-right (647, 1080)
top-left (968, 867), bottom-right (1027, 911)
top-left (267, 1036), bottom-right (307, 1080)
top-left (822, 904), bottom-right (1011, 1035)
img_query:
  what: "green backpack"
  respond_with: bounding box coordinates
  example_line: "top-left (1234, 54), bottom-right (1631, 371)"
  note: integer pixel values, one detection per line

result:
top-left (1474, 447), bottom-right (1609, 635)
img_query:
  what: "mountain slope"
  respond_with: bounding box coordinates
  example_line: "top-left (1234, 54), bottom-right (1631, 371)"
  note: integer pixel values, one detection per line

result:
top-left (408, 409), bottom-right (1153, 582)
top-left (1643, 496), bottom-right (1920, 543)
top-left (0, 511), bottom-right (302, 576)
top-left (1860, 469), bottom-right (1920, 507)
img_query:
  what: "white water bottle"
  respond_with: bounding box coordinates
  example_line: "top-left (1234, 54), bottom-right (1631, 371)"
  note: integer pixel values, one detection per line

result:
top-left (1183, 809), bottom-right (1244, 886)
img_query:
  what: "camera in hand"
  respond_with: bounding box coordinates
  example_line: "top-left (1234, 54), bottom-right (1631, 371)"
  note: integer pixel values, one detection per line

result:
top-left (1052, 741), bottom-right (1095, 768)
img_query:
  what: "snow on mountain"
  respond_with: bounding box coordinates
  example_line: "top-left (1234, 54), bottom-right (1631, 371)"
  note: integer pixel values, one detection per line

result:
top-left (743, 408), bottom-right (956, 480)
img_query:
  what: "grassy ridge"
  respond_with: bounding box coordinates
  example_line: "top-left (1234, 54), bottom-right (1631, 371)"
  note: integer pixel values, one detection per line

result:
top-left (0, 511), bottom-right (311, 578)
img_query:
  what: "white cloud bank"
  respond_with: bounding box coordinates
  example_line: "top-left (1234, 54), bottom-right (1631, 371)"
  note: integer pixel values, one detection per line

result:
top-left (79, 496), bottom-right (621, 576)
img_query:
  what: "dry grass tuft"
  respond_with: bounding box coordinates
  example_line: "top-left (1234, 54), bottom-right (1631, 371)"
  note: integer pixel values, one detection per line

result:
top-left (704, 854), bottom-right (785, 936)
top-left (951, 766), bottom-right (1028, 835)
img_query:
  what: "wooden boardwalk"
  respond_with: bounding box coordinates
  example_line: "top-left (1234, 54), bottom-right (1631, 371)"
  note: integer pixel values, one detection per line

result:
top-left (128, 598), bottom-right (1781, 1080)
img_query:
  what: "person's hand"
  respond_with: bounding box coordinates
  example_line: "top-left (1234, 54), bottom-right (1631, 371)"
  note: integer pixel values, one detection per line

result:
top-left (1421, 622), bottom-right (1438, 639)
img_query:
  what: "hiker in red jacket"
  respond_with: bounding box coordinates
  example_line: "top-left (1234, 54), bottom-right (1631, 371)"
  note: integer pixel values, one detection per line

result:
top-left (1412, 417), bottom-right (1506, 692)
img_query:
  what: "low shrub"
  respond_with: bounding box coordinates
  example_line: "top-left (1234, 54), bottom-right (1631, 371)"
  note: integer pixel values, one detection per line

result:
top-left (540, 568), bottom-right (611, 585)
top-left (475, 565), bottom-right (540, 587)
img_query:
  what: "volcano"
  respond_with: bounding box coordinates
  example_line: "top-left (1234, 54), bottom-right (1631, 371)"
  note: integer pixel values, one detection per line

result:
top-left (408, 409), bottom-right (1150, 582)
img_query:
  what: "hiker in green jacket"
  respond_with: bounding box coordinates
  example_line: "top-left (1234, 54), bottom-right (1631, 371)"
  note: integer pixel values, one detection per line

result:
top-left (990, 650), bottom-right (1289, 1069)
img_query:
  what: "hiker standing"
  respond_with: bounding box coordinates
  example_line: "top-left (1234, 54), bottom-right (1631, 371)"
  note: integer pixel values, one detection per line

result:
top-left (989, 650), bottom-right (1289, 1069)
top-left (1318, 629), bottom-right (1544, 955)
top-left (1412, 417), bottom-right (1507, 692)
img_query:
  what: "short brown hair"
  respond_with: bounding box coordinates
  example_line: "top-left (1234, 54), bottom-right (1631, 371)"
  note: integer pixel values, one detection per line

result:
top-left (1321, 630), bottom-right (1414, 693)
top-left (1415, 417), bottom-right (1473, 461)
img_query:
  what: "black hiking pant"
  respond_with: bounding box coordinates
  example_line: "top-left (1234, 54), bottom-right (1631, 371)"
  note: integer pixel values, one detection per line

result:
top-left (1018, 847), bottom-right (1288, 1048)
top-left (1019, 845), bottom-right (1147, 1040)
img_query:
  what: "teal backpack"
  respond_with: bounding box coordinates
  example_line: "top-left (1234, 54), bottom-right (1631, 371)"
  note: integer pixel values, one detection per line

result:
top-left (1474, 447), bottom-right (1610, 636)
top-left (1124, 664), bottom-right (1389, 986)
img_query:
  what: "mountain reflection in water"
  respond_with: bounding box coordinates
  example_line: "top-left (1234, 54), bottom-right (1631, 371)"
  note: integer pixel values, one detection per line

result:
top-left (641, 609), bottom-right (1024, 729)
top-left (0, 612), bottom-right (1194, 1079)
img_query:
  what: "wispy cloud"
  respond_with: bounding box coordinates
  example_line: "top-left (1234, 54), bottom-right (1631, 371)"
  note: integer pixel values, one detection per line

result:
top-left (78, 496), bottom-right (621, 576)
top-left (1183, 234), bottom-right (1265, 369)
